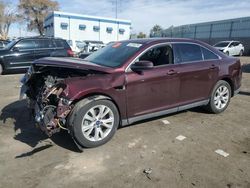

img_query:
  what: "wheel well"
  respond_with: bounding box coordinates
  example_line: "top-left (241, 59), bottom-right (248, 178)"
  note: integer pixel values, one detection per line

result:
top-left (221, 78), bottom-right (234, 97)
top-left (73, 93), bottom-right (122, 123)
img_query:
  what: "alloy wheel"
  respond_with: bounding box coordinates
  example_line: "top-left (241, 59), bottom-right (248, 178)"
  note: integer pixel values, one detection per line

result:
top-left (81, 105), bottom-right (114, 142)
top-left (214, 85), bottom-right (230, 110)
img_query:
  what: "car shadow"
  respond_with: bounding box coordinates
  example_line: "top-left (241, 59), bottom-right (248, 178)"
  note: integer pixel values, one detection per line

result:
top-left (0, 100), bottom-right (81, 154)
top-left (239, 91), bottom-right (250, 96)
top-left (242, 64), bottom-right (250, 73)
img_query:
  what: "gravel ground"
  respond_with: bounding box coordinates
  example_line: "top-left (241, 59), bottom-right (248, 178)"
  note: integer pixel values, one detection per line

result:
top-left (0, 57), bottom-right (249, 188)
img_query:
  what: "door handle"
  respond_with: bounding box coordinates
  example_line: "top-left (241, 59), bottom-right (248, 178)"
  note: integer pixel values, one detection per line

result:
top-left (210, 64), bottom-right (216, 69)
top-left (167, 69), bottom-right (178, 75)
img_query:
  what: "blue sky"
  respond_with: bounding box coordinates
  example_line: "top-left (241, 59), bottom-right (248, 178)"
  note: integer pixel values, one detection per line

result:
top-left (8, 0), bottom-right (250, 38)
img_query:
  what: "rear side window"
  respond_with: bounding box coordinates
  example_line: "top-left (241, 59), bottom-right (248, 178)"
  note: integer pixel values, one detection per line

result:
top-left (201, 47), bottom-right (219, 60)
top-left (173, 43), bottom-right (203, 64)
top-left (54, 39), bottom-right (70, 49)
top-left (233, 42), bottom-right (240, 46)
top-left (15, 40), bottom-right (36, 50)
top-left (36, 39), bottom-right (55, 48)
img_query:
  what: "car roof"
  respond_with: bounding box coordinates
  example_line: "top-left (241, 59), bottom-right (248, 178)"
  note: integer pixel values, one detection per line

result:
top-left (216, 41), bottom-right (240, 43)
top-left (119, 38), bottom-right (206, 45)
top-left (17, 36), bottom-right (65, 40)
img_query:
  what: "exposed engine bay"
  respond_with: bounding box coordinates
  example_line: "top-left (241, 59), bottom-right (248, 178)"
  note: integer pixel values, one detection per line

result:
top-left (21, 65), bottom-right (103, 137)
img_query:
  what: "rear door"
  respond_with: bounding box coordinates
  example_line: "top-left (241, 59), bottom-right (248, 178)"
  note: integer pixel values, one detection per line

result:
top-left (233, 42), bottom-right (240, 55)
top-left (33, 39), bottom-right (55, 59)
top-left (4, 39), bottom-right (36, 70)
top-left (172, 43), bottom-right (220, 105)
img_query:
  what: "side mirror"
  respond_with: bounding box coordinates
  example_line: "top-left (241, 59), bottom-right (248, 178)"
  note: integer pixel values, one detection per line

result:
top-left (12, 47), bottom-right (19, 52)
top-left (130, 61), bottom-right (153, 73)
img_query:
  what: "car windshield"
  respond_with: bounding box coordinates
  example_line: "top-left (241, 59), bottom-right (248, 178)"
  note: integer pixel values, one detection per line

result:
top-left (85, 41), bottom-right (143, 67)
top-left (214, 42), bottom-right (230, 47)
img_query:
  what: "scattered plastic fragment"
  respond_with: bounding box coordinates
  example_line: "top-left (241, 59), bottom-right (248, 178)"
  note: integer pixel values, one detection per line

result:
top-left (162, 119), bottom-right (170, 124)
top-left (176, 135), bottom-right (186, 141)
top-left (215, 149), bottom-right (229, 157)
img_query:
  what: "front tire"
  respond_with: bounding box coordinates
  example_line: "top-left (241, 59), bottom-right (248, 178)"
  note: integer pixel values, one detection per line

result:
top-left (69, 99), bottom-right (119, 148)
top-left (239, 50), bottom-right (243, 56)
top-left (226, 51), bottom-right (229, 56)
top-left (205, 80), bottom-right (231, 114)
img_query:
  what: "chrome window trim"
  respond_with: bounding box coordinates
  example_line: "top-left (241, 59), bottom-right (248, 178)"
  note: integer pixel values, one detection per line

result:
top-left (171, 42), bottom-right (222, 63)
top-left (125, 41), bottom-right (222, 72)
top-left (16, 47), bottom-right (64, 52)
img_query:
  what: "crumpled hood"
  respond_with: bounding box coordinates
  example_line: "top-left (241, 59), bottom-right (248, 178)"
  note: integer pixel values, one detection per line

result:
top-left (32, 57), bottom-right (113, 73)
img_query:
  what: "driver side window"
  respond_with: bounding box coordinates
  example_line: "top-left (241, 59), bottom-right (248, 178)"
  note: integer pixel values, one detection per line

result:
top-left (138, 45), bottom-right (173, 66)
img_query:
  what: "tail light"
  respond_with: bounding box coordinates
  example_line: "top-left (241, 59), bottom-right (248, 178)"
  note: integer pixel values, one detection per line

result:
top-left (67, 49), bottom-right (74, 57)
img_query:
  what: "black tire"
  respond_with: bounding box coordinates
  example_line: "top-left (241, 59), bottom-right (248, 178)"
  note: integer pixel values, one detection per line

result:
top-left (239, 50), bottom-right (243, 56)
top-left (0, 64), bottom-right (3, 75)
top-left (205, 80), bottom-right (231, 114)
top-left (69, 98), bottom-right (119, 148)
top-left (226, 51), bottom-right (229, 56)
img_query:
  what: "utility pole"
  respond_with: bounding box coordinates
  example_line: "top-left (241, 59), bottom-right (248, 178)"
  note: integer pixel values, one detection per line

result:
top-left (115, 0), bottom-right (118, 19)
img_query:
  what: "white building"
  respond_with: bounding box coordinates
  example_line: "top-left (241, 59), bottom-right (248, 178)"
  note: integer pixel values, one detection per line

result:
top-left (44, 11), bottom-right (132, 45)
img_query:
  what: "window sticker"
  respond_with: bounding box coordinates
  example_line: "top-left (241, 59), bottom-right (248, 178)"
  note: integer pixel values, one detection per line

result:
top-left (127, 43), bottom-right (142, 48)
top-left (112, 42), bottom-right (122, 48)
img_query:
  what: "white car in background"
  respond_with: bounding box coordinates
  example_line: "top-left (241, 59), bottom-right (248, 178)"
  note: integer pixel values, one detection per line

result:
top-left (67, 40), bottom-right (86, 54)
top-left (214, 41), bottom-right (244, 56)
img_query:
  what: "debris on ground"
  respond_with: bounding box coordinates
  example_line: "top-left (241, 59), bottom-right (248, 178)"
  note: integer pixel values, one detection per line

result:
top-left (162, 119), bottom-right (170, 124)
top-left (143, 168), bottom-right (152, 180)
top-left (176, 135), bottom-right (186, 141)
top-left (215, 149), bottom-right (229, 157)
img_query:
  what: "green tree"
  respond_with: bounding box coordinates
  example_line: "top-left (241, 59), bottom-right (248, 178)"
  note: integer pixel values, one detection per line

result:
top-left (0, 1), bottom-right (17, 40)
top-left (18, 0), bottom-right (59, 35)
top-left (137, 32), bottom-right (146, 38)
top-left (150, 24), bottom-right (163, 37)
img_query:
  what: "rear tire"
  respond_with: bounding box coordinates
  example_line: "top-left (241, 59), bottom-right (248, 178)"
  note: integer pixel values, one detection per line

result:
top-left (226, 51), bottom-right (229, 56)
top-left (0, 64), bottom-right (3, 75)
top-left (205, 80), bottom-right (231, 114)
top-left (69, 98), bottom-right (119, 148)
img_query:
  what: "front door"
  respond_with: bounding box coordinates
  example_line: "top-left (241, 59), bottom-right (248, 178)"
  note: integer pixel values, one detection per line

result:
top-left (125, 44), bottom-right (181, 118)
top-left (4, 39), bottom-right (36, 70)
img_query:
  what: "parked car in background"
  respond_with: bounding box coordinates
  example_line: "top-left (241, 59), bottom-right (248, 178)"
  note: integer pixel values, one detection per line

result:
top-left (20, 38), bottom-right (242, 148)
top-left (67, 40), bottom-right (86, 54)
top-left (0, 37), bottom-right (73, 75)
top-left (0, 40), bottom-right (10, 49)
top-left (77, 40), bottom-right (106, 59)
top-left (84, 40), bottom-right (105, 53)
top-left (214, 41), bottom-right (244, 56)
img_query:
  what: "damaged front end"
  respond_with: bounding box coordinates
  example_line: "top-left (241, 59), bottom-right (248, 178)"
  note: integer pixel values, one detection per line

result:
top-left (32, 79), bottom-right (72, 136)
top-left (20, 64), bottom-right (97, 137)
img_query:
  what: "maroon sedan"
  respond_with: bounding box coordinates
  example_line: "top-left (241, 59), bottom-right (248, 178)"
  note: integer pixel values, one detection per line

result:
top-left (20, 38), bottom-right (242, 148)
